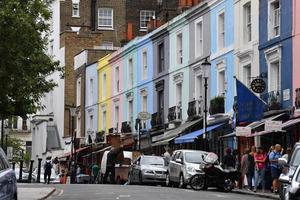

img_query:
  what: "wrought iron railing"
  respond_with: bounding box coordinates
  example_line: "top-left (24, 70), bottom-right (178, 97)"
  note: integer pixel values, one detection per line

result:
top-left (261, 90), bottom-right (282, 111)
top-left (168, 106), bottom-right (182, 122)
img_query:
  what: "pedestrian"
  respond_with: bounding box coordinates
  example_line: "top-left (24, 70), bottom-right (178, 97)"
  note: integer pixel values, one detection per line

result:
top-left (76, 165), bottom-right (81, 183)
top-left (250, 146), bottom-right (257, 156)
top-left (240, 148), bottom-right (249, 189)
top-left (103, 147), bottom-right (120, 184)
top-left (163, 146), bottom-right (171, 165)
top-left (282, 147), bottom-right (292, 161)
top-left (223, 148), bottom-right (236, 169)
top-left (92, 163), bottom-right (100, 184)
top-left (44, 157), bottom-right (53, 184)
top-left (254, 147), bottom-right (267, 192)
top-left (269, 144), bottom-right (282, 194)
top-left (247, 148), bottom-right (255, 190)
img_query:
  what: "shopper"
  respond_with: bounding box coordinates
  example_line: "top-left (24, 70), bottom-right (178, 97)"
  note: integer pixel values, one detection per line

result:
top-left (240, 148), bottom-right (249, 189)
top-left (223, 148), bottom-right (236, 169)
top-left (254, 147), bottom-right (267, 192)
top-left (269, 144), bottom-right (282, 194)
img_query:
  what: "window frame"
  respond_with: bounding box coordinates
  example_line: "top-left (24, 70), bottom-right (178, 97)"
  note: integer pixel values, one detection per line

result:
top-left (195, 17), bottom-right (204, 58)
top-left (158, 42), bottom-right (165, 73)
top-left (128, 58), bottom-right (134, 88)
top-left (268, 0), bottom-right (280, 40)
top-left (142, 50), bottom-right (148, 80)
top-left (98, 8), bottom-right (113, 30)
top-left (217, 10), bottom-right (225, 50)
top-left (72, 3), bottom-right (80, 18)
top-left (140, 10), bottom-right (155, 30)
top-left (177, 33), bottom-right (183, 65)
top-left (243, 2), bottom-right (252, 43)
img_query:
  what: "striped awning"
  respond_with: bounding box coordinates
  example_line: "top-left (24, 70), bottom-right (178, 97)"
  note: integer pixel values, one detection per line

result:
top-left (282, 118), bottom-right (300, 129)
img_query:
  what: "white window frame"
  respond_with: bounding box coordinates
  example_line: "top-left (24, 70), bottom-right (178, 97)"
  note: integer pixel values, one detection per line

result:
top-left (242, 63), bottom-right (252, 87)
top-left (128, 100), bottom-right (133, 123)
top-left (140, 10), bottom-right (155, 30)
top-left (265, 45), bottom-right (281, 93)
top-left (89, 115), bottom-right (94, 130)
top-left (99, 41), bottom-right (114, 50)
top-left (216, 61), bottom-right (226, 96)
top-left (102, 73), bottom-right (107, 100)
top-left (98, 8), bottom-right (113, 30)
top-left (114, 105), bottom-right (119, 129)
top-left (243, 2), bottom-right (252, 43)
top-left (217, 10), bottom-right (225, 50)
top-left (114, 66), bottom-right (119, 94)
top-left (76, 78), bottom-right (81, 106)
top-left (195, 73), bottom-right (203, 100)
top-left (72, 3), bottom-right (80, 18)
top-left (268, 0), bottom-right (280, 40)
top-left (89, 78), bottom-right (94, 105)
top-left (128, 58), bottom-right (133, 88)
top-left (158, 42), bottom-right (165, 73)
top-left (177, 33), bottom-right (183, 65)
top-left (195, 17), bottom-right (204, 58)
top-left (102, 110), bottom-right (106, 131)
top-left (142, 50), bottom-right (147, 80)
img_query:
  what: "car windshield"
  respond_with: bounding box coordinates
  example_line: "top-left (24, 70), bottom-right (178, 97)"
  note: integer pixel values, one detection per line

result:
top-left (141, 156), bottom-right (165, 166)
top-left (185, 152), bottom-right (206, 164)
top-left (290, 148), bottom-right (300, 167)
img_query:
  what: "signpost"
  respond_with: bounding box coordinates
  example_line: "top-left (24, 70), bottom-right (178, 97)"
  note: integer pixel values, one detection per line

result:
top-left (137, 112), bottom-right (151, 150)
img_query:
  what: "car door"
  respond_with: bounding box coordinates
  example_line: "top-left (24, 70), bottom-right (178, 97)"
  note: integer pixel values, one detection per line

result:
top-left (169, 152), bottom-right (178, 181)
top-left (173, 151), bottom-right (183, 182)
top-left (0, 150), bottom-right (13, 200)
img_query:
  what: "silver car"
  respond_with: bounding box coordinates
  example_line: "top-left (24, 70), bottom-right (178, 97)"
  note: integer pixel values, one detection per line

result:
top-left (0, 148), bottom-right (17, 200)
top-left (166, 149), bottom-right (208, 188)
top-left (128, 155), bottom-right (167, 185)
top-left (280, 164), bottom-right (300, 200)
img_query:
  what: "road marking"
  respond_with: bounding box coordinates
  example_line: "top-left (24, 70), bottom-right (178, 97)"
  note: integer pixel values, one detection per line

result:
top-left (213, 194), bottom-right (228, 198)
top-left (116, 194), bottom-right (131, 199)
top-left (58, 189), bottom-right (64, 196)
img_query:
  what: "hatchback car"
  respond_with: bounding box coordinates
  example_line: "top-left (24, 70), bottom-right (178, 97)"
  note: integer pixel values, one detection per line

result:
top-left (166, 149), bottom-right (208, 188)
top-left (0, 148), bottom-right (17, 200)
top-left (128, 155), bottom-right (167, 185)
top-left (280, 164), bottom-right (300, 200)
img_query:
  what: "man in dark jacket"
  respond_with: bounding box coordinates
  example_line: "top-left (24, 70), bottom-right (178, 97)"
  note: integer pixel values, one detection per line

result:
top-left (44, 157), bottom-right (53, 184)
top-left (103, 148), bottom-right (120, 184)
top-left (223, 148), bottom-right (236, 169)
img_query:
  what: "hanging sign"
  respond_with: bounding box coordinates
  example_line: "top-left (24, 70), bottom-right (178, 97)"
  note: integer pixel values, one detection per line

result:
top-left (236, 126), bottom-right (252, 137)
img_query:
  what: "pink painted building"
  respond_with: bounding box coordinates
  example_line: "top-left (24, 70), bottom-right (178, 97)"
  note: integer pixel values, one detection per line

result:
top-left (293, 0), bottom-right (300, 107)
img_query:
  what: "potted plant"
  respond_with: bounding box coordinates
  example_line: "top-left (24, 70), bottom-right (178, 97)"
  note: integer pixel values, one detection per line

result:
top-left (209, 96), bottom-right (225, 115)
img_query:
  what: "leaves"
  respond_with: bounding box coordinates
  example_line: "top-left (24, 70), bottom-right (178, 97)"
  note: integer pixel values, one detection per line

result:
top-left (0, 0), bottom-right (61, 119)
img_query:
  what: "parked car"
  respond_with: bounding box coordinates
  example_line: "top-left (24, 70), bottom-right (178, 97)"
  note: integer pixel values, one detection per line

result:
top-left (279, 142), bottom-right (300, 199)
top-left (128, 155), bottom-right (167, 185)
top-left (279, 164), bottom-right (300, 199)
top-left (0, 147), bottom-right (17, 200)
top-left (166, 149), bottom-right (208, 188)
top-left (14, 168), bottom-right (29, 181)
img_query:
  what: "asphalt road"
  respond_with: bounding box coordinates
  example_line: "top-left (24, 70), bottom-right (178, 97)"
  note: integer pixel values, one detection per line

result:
top-left (47, 184), bottom-right (271, 200)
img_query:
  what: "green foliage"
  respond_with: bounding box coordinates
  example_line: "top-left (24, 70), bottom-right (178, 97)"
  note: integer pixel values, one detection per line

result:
top-left (210, 96), bottom-right (225, 115)
top-left (5, 136), bottom-right (24, 162)
top-left (23, 152), bottom-right (31, 165)
top-left (0, 0), bottom-right (61, 119)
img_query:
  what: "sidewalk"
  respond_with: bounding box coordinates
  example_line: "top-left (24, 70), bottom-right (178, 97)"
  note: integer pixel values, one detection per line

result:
top-left (233, 189), bottom-right (279, 199)
top-left (18, 184), bottom-right (56, 200)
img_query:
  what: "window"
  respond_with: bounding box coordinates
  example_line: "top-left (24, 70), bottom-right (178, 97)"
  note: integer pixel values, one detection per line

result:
top-left (243, 64), bottom-right (251, 87)
top-left (128, 59), bottom-right (133, 88)
top-left (0, 154), bottom-right (9, 171)
top-left (140, 10), bottom-right (155, 29)
top-left (115, 67), bottom-right (119, 93)
top-left (102, 111), bottom-right (106, 130)
top-left (158, 90), bottom-right (164, 110)
top-left (177, 33), bottom-right (183, 64)
top-left (22, 118), bottom-right (27, 131)
top-left (102, 74), bottom-right (106, 99)
top-left (195, 20), bottom-right (203, 57)
top-left (269, 0), bottom-right (280, 39)
top-left (269, 61), bottom-right (280, 92)
top-left (142, 51), bottom-right (147, 79)
top-left (218, 12), bottom-right (225, 50)
top-left (176, 83), bottom-right (182, 106)
top-left (76, 78), bottom-right (81, 106)
top-left (128, 100), bottom-right (133, 123)
top-left (158, 43), bottom-right (165, 72)
top-left (218, 70), bottom-right (226, 95)
top-left (76, 115), bottom-right (81, 137)
top-left (98, 8), bottom-right (113, 29)
top-left (89, 78), bottom-right (94, 105)
top-left (142, 95), bottom-right (147, 112)
top-left (90, 115), bottom-right (93, 129)
top-left (13, 116), bottom-right (18, 129)
top-left (114, 106), bottom-right (119, 128)
top-left (195, 75), bottom-right (203, 99)
top-left (99, 41), bottom-right (114, 50)
top-left (244, 3), bottom-right (251, 42)
top-left (72, 3), bottom-right (79, 17)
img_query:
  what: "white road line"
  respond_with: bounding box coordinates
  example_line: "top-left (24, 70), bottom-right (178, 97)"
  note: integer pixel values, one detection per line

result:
top-left (58, 189), bottom-right (64, 196)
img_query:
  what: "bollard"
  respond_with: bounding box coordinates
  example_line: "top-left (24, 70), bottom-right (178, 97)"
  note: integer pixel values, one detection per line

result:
top-left (12, 162), bottom-right (15, 170)
top-left (37, 158), bottom-right (42, 183)
top-left (28, 160), bottom-right (34, 183)
top-left (19, 159), bottom-right (23, 182)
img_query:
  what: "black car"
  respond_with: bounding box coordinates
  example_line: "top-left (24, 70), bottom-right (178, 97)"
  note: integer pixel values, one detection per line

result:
top-left (0, 147), bottom-right (17, 200)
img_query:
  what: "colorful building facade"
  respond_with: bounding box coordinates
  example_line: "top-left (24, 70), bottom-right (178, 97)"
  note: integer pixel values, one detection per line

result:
top-left (293, 0), bottom-right (300, 108)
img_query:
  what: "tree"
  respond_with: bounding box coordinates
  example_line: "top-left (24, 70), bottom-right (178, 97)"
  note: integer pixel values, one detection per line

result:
top-left (5, 136), bottom-right (24, 162)
top-left (0, 0), bottom-right (61, 119)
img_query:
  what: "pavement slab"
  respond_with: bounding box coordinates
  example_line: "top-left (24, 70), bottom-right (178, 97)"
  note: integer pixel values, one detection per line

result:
top-left (17, 184), bottom-right (56, 200)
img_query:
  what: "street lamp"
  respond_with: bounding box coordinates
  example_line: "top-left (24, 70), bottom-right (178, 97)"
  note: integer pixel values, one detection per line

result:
top-left (201, 57), bottom-right (211, 151)
top-left (69, 106), bottom-right (77, 184)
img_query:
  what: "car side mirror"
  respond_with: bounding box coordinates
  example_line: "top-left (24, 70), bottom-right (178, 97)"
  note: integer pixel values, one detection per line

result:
top-left (175, 158), bottom-right (183, 164)
top-left (278, 158), bottom-right (288, 166)
top-left (279, 175), bottom-right (291, 184)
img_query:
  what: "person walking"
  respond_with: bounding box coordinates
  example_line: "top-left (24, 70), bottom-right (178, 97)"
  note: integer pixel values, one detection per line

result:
top-left (269, 144), bottom-right (282, 194)
top-left (240, 149), bottom-right (249, 189)
top-left (44, 157), bottom-right (53, 184)
top-left (223, 148), bottom-right (236, 169)
top-left (103, 148), bottom-right (120, 184)
top-left (247, 148), bottom-right (255, 190)
top-left (92, 163), bottom-right (100, 184)
top-left (254, 147), bottom-right (267, 192)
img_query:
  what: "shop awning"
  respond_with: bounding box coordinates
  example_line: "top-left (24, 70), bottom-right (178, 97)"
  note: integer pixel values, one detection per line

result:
top-left (175, 123), bottom-right (225, 144)
top-left (282, 118), bottom-right (300, 129)
top-left (219, 132), bottom-right (236, 139)
top-left (152, 137), bottom-right (176, 147)
top-left (247, 112), bottom-right (286, 130)
top-left (59, 146), bottom-right (89, 158)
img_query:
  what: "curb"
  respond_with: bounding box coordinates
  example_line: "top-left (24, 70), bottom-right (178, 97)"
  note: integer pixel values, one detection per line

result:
top-left (39, 188), bottom-right (56, 200)
top-left (232, 190), bottom-right (279, 199)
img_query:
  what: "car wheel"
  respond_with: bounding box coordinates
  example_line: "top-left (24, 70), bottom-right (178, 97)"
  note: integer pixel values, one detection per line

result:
top-left (190, 174), bottom-right (206, 191)
top-left (166, 172), bottom-right (172, 187)
top-left (178, 173), bottom-right (186, 189)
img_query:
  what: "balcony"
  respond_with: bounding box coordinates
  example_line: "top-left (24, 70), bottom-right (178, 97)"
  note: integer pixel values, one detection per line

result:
top-left (210, 96), bottom-right (225, 115)
top-left (150, 109), bottom-right (164, 129)
top-left (187, 99), bottom-right (203, 120)
top-left (261, 90), bottom-right (281, 111)
top-left (168, 106), bottom-right (182, 122)
top-left (121, 121), bottom-right (132, 133)
top-left (296, 88), bottom-right (300, 109)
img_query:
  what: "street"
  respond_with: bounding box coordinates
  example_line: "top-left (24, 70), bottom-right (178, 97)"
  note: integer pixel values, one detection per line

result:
top-left (19, 184), bottom-right (273, 200)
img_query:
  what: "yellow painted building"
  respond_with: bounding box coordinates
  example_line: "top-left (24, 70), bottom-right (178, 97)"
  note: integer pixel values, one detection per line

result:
top-left (97, 54), bottom-right (111, 133)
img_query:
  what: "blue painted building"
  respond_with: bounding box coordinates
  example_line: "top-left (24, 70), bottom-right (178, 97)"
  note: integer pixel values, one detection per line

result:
top-left (210, 0), bottom-right (235, 113)
top-left (85, 62), bottom-right (99, 142)
top-left (259, 0), bottom-right (293, 109)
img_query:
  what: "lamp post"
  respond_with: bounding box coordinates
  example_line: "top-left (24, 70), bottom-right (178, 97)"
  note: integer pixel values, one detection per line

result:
top-left (69, 106), bottom-right (77, 184)
top-left (202, 57), bottom-right (211, 151)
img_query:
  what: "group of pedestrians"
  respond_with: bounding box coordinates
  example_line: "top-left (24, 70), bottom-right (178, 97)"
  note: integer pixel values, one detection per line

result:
top-left (239, 144), bottom-right (291, 194)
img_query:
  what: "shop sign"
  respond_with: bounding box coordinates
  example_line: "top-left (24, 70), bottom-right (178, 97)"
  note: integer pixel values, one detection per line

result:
top-left (250, 78), bottom-right (266, 94)
top-left (236, 126), bottom-right (252, 137)
top-left (265, 120), bottom-right (282, 132)
top-left (138, 112), bottom-right (151, 120)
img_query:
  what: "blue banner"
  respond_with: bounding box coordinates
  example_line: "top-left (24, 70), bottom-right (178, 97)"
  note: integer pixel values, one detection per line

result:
top-left (236, 78), bottom-right (266, 123)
